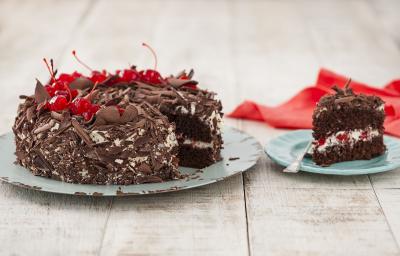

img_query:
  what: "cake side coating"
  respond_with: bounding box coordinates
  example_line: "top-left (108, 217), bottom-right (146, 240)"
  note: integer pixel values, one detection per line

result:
top-left (13, 93), bottom-right (180, 184)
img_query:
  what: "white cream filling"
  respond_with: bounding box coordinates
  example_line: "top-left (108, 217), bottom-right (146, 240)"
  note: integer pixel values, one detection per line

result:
top-left (313, 127), bottom-right (380, 153)
top-left (182, 139), bottom-right (214, 149)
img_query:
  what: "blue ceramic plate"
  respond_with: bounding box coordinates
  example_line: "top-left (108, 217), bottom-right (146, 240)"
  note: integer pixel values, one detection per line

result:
top-left (0, 126), bottom-right (262, 196)
top-left (265, 130), bottom-right (400, 175)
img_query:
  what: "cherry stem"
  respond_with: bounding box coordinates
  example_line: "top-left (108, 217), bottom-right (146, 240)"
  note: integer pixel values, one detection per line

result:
top-left (344, 78), bottom-right (352, 89)
top-left (72, 50), bottom-right (93, 72)
top-left (43, 58), bottom-right (56, 82)
top-left (142, 43), bottom-right (158, 70)
top-left (65, 85), bottom-right (73, 103)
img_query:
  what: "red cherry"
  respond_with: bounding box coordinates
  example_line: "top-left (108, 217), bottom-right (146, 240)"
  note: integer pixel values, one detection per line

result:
top-left (90, 104), bottom-right (100, 114)
top-left (318, 138), bottom-right (326, 146)
top-left (139, 69), bottom-right (163, 84)
top-left (55, 90), bottom-right (68, 97)
top-left (45, 85), bottom-right (56, 97)
top-left (121, 69), bottom-right (139, 82)
top-left (90, 70), bottom-right (107, 83)
top-left (360, 131), bottom-right (368, 140)
top-left (70, 89), bottom-right (78, 99)
top-left (336, 133), bottom-right (349, 142)
top-left (49, 95), bottom-right (68, 111)
top-left (58, 72), bottom-right (82, 83)
top-left (70, 98), bottom-right (91, 114)
top-left (82, 112), bottom-right (93, 121)
top-left (184, 83), bottom-right (197, 89)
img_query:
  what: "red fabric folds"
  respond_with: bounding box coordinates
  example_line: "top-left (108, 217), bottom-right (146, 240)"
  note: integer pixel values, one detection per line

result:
top-left (228, 68), bottom-right (400, 137)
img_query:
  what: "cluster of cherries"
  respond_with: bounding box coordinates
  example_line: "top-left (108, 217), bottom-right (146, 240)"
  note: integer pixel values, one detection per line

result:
top-left (42, 58), bottom-right (102, 121)
top-left (41, 43), bottom-right (192, 121)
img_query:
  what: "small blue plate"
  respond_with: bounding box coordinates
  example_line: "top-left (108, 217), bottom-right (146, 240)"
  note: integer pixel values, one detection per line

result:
top-left (0, 126), bottom-right (262, 196)
top-left (265, 130), bottom-right (400, 175)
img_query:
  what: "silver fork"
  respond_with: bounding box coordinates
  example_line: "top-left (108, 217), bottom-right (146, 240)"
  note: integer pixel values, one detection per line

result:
top-left (283, 141), bottom-right (312, 173)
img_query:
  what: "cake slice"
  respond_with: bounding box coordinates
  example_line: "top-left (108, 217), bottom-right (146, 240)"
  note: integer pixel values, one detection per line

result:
top-left (311, 81), bottom-right (386, 166)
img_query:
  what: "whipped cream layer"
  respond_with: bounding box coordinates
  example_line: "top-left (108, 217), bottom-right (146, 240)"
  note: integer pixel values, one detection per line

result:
top-left (182, 139), bottom-right (214, 149)
top-left (313, 127), bottom-right (380, 153)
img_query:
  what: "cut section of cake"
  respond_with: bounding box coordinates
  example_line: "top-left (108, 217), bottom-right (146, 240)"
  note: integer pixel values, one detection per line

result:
top-left (94, 69), bottom-right (223, 169)
top-left (311, 80), bottom-right (386, 166)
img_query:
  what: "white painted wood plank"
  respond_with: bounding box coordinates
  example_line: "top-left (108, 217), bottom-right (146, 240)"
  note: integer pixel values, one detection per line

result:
top-left (245, 187), bottom-right (399, 256)
top-left (100, 177), bottom-right (248, 256)
top-left (0, 184), bottom-right (112, 256)
top-left (376, 189), bottom-right (400, 248)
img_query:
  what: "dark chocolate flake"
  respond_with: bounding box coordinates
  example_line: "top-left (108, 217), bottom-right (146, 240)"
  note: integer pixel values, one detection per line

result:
top-left (34, 79), bottom-right (51, 104)
top-left (69, 77), bottom-right (94, 90)
top-left (166, 77), bottom-right (198, 88)
top-left (71, 119), bottom-right (94, 146)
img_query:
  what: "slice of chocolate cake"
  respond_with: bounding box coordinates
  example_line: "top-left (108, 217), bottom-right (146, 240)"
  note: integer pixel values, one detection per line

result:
top-left (311, 80), bottom-right (386, 166)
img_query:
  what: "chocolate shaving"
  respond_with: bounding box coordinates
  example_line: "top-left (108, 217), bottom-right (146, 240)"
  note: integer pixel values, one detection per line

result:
top-left (50, 111), bottom-right (64, 121)
top-left (187, 69), bottom-right (194, 79)
top-left (33, 119), bottom-right (55, 134)
top-left (26, 106), bottom-right (35, 122)
top-left (69, 77), bottom-right (94, 90)
top-left (93, 105), bottom-right (139, 126)
top-left (120, 105), bottom-right (139, 123)
top-left (71, 119), bottom-right (93, 146)
top-left (335, 96), bottom-right (356, 104)
top-left (166, 77), bottom-right (198, 88)
top-left (14, 115), bottom-right (26, 130)
top-left (33, 151), bottom-right (53, 171)
top-left (137, 163), bottom-right (152, 174)
top-left (137, 176), bottom-right (163, 183)
top-left (93, 106), bottom-right (120, 126)
top-left (34, 79), bottom-right (50, 104)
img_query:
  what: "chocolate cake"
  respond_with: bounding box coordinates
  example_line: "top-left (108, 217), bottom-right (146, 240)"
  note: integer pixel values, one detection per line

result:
top-left (311, 81), bottom-right (386, 166)
top-left (13, 58), bottom-right (223, 185)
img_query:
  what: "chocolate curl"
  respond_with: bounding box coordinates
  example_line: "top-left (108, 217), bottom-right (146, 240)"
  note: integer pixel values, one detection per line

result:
top-left (69, 77), bottom-right (94, 90)
top-left (93, 105), bottom-right (139, 126)
top-left (166, 77), bottom-right (198, 88)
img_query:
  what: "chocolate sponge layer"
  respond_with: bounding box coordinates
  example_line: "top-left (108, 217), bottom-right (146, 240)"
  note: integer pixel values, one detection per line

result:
top-left (312, 136), bottom-right (386, 166)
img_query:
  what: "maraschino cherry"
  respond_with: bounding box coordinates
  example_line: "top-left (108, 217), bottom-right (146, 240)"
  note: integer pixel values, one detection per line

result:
top-left (69, 81), bottom-right (101, 121)
top-left (139, 43), bottom-right (163, 84)
top-left (43, 58), bottom-right (72, 111)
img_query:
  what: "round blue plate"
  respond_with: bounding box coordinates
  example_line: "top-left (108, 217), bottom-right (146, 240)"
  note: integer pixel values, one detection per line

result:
top-left (0, 126), bottom-right (262, 196)
top-left (265, 130), bottom-right (400, 175)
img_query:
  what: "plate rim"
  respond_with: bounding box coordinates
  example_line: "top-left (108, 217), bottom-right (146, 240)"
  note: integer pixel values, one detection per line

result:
top-left (0, 126), bottom-right (263, 196)
top-left (265, 129), bottom-right (400, 175)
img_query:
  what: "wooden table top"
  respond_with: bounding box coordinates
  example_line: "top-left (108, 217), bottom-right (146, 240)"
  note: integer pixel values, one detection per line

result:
top-left (1, 0), bottom-right (400, 255)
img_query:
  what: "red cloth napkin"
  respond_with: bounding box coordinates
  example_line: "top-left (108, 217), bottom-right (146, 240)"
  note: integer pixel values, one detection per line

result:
top-left (228, 68), bottom-right (400, 137)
